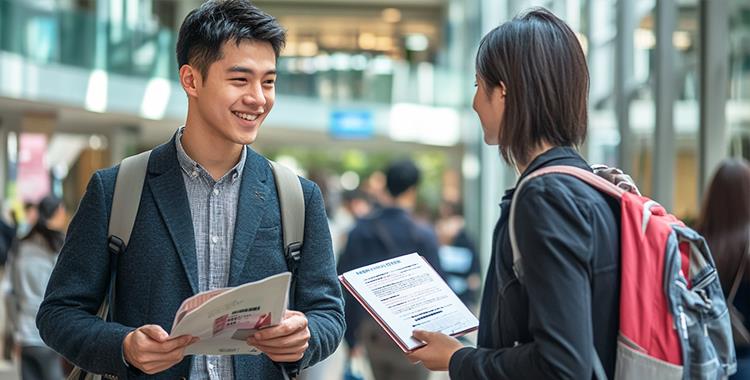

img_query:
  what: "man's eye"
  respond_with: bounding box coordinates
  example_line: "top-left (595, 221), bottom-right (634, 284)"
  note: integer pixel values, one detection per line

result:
top-left (231, 78), bottom-right (247, 83)
top-left (264, 79), bottom-right (276, 85)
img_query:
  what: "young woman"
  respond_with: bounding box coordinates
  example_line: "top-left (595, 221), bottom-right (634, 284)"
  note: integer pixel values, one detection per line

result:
top-left (697, 159), bottom-right (750, 379)
top-left (12, 196), bottom-right (67, 380)
top-left (407, 8), bottom-right (620, 379)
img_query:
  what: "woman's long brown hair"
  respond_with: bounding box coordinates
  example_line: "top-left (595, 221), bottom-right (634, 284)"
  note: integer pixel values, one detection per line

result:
top-left (697, 158), bottom-right (750, 292)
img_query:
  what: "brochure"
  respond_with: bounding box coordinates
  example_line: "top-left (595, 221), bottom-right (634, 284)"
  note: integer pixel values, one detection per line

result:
top-left (169, 272), bottom-right (291, 355)
top-left (339, 253), bottom-right (478, 353)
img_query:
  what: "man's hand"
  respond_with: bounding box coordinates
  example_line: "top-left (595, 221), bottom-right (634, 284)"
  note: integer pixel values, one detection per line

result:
top-left (247, 310), bottom-right (310, 362)
top-left (406, 330), bottom-right (464, 371)
top-left (123, 325), bottom-right (197, 374)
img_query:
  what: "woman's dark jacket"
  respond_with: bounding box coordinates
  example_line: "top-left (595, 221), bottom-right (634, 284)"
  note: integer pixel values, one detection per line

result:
top-left (449, 147), bottom-right (620, 379)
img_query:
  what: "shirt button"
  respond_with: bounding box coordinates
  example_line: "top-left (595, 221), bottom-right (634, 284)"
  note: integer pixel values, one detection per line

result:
top-left (211, 236), bottom-right (219, 244)
top-left (213, 189), bottom-right (220, 196)
top-left (191, 170), bottom-right (198, 177)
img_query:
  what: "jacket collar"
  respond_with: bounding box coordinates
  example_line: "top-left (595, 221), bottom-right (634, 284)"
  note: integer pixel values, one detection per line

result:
top-left (501, 146), bottom-right (590, 204)
top-left (517, 146), bottom-right (590, 183)
top-left (146, 131), bottom-right (272, 292)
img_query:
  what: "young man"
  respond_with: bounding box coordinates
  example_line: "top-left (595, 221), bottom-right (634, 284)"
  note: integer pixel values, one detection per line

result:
top-left (337, 159), bottom-right (443, 380)
top-left (36, 1), bottom-right (345, 379)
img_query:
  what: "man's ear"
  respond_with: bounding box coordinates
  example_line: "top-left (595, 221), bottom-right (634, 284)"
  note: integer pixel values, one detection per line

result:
top-left (179, 65), bottom-right (200, 97)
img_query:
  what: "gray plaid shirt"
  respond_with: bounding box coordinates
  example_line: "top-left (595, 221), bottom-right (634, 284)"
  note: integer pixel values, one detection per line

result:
top-left (175, 128), bottom-right (246, 380)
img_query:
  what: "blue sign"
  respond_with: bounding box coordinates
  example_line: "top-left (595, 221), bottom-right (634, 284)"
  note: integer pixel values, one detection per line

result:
top-left (329, 110), bottom-right (374, 139)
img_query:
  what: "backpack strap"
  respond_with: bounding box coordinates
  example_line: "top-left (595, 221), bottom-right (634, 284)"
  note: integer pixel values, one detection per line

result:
top-left (268, 160), bottom-right (305, 276)
top-left (728, 245), bottom-right (749, 307)
top-left (509, 165), bottom-right (624, 282)
top-left (101, 150), bottom-right (151, 320)
top-left (268, 160), bottom-right (305, 379)
top-left (508, 165), bottom-right (625, 380)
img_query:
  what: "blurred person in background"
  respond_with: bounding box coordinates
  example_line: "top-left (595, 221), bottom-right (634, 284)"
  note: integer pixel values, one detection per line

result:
top-left (697, 158), bottom-right (750, 379)
top-left (17, 203), bottom-right (39, 240)
top-left (1, 205), bottom-right (23, 361)
top-left (11, 195), bottom-right (66, 380)
top-left (342, 189), bottom-right (373, 222)
top-left (407, 8), bottom-right (621, 378)
top-left (0, 215), bottom-right (15, 269)
top-left (337, 159), bottom-right (442, 380)
top-left (435, 201), bottom-right (481, 311)
top-left (334, 189), bottom-right (374, 254)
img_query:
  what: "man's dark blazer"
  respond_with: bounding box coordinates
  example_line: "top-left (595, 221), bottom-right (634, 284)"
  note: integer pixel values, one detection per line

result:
top-left (37, 135), bottom-right (345, 379)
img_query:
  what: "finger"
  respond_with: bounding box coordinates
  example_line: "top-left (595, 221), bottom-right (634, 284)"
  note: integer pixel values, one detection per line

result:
top-left (407, 355), bottom-right (422, 365)
top-left (155, 335), bottom-right (195, 353)
top-left (254, 316), bottom-right (307, 340)
top-left (252, 341), bottom-right (308, 355)
top-left (248, 329), bottom-right (309, 348)
top-left (405, 353), bottom-right (419, 364)
top-left (137, 344), bottom-right (189, 369)
top-left (139, 325), bottom-right (169, 343)
top-left (265, 352), bottom-right (306, 363)
top-left (412, 329), bottom-right (431, 342)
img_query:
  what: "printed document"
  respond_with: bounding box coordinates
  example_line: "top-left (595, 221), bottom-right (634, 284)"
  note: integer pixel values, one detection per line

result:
top-left (339, 253), bottom-right (478, 352)
top-left (170, 272), bottom-right (290, 355)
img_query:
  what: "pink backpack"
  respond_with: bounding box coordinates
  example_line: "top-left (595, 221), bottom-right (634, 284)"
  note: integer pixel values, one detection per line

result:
top-left (510, 165), bottom-right (736, 380)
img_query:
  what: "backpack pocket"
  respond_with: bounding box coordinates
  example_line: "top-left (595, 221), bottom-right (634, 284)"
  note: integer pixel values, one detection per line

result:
top-left (672, 227), bottom-right (738, 378)
top-left (614, 334), bottom-right (683, 380)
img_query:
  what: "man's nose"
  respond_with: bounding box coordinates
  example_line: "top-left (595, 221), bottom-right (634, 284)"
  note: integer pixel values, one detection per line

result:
top-left (242, 83), bottom-right (266, 108)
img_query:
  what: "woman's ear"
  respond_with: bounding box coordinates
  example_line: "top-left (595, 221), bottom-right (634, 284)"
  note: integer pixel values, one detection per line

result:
top-left (499, 81), bottom-right (507, 97)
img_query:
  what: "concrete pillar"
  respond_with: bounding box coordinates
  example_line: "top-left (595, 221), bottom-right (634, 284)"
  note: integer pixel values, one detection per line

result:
top-left (109, 125), bottom-right (140, 163)
top-left (698, 0), bottom-right (729, 198)
top-left (615, 0), bottom-right (635, 174)
top-left (652, 0), bottom-right (677, 210)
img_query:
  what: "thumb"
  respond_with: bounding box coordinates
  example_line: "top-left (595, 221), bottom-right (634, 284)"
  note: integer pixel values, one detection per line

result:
top-left (140, 325), bottom-right (169, 343)
top-left (412, 329), bottom-right (432, 343)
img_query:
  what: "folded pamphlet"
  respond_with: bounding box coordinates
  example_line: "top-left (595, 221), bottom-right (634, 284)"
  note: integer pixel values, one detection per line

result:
top-left (339, 253), bottom-right (478, 353)
top-left (169, 272), bottom-right (291, 355)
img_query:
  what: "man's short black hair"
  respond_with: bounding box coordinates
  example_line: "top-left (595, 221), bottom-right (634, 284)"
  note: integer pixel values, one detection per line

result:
top-left (176, 0), bottom-right (286, 79)
top-left (385, 160), bottom-right (421, 198)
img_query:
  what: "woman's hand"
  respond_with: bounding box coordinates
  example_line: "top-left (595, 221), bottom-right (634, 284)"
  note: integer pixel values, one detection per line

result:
top-left (405, 330), bottom-right (465, 371)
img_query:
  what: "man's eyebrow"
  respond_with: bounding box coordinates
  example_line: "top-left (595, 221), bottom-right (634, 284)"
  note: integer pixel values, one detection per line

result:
top-left (226, 66), bottom-right (277, 75)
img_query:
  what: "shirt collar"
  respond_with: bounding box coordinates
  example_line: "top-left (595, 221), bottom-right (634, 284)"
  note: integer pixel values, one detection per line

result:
top-left (174, 126), bottom-right (246, 183)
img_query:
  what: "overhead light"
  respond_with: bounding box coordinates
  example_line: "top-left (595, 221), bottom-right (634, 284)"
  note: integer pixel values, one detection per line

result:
top-left (340, 171), bottom-right (360, 191)
top-left (673, 31), bottom-right (691, 50)
top-left (634, 28), bottom-right (656, 50)
top-left (375, 36), bottom-right (393, 51)
top-left (85, 69), bottom-right (108, 113)
top-left (382, 8), bottom-right (401, 23)
top-left (298, 41), bottom-right (318, 57)
top-left (359, 33), bottom-right (377, 50)
top-left (405, 34), bottom-right (429, 52)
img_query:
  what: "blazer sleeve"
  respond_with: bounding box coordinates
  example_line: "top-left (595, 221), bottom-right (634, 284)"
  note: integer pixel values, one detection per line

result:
top-left (449, 182), bottom-right (595, 380)
top-left (290, 182), bottom-right (346, 369)
top-left (37, 170), bottom-right (135, 379)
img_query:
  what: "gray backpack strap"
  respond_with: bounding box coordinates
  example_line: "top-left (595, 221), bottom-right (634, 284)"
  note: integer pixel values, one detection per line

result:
top-left (268, 160), bottom-right (305, 263)
top-left (108, 150), bottom-right (151, 253)
top-left (103, 151), bottom-right (150, 318)
top-left (68, 151), bottom-right (151, 380)
top-left (268, 160), bottom-right (305, 379)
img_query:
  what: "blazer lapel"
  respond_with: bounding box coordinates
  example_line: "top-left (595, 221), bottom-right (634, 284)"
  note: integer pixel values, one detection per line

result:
top-left (147, 137), bottom-right (199, 294)
top-left (228, 148), bottom-right (270, 286)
